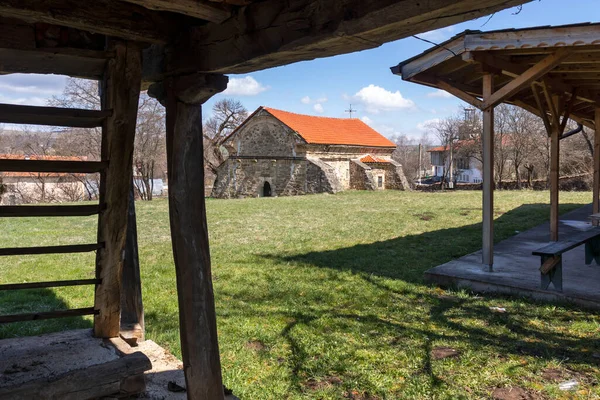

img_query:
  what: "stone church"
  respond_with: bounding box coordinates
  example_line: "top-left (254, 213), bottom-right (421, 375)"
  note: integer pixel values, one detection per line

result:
top-left (211, 107), bottom-right (409, 198)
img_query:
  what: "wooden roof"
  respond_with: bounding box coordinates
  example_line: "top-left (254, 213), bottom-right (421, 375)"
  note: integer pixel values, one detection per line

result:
top-left (0, 0), bottom-right (528, 84)
top-left (391, 23), bottom-right (600, 128)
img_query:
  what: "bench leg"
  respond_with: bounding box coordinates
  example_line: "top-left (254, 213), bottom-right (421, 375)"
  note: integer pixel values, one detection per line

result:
top-left (540, 255), bottom-right (562, 291)
top-left (585, 236), bottom-right (600, 265)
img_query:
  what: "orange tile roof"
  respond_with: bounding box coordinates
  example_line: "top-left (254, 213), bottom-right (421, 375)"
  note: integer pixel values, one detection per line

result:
top-left (262, 107), bottom-right (396, 147)
top-left (359, 154), bottom-right (390, 163)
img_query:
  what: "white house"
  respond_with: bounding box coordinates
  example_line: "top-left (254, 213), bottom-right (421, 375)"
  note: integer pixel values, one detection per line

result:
top-left (428, 142), bottom-right (482, 184)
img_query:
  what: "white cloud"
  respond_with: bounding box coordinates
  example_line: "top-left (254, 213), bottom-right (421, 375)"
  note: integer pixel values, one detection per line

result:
top-left (313, 103), bottom-right (324, 113)
top-left (416, 118), bottom-right (441, 131)
top-left (223, 76), bottom-right (268, 96)
top-left (315, 96), bottom-right (328, 103)
top-left (301, 96), bottom-right (311, 104)
top-left (301, 95), bottom-right (327, 105)
top-left (427, 89), bottom-right (453, 99)
top-left (353, 84), bottom-right (414, 114)
top-left (417, 27), bottom-right (456, 43)
top-left (360, 116), bottom-right (373, 125)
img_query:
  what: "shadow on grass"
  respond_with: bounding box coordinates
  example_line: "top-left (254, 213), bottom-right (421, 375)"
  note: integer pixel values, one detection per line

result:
top-left (250, 203), bottom-right (600, 395)
top-left (0, 288), bottom-right (92, 339)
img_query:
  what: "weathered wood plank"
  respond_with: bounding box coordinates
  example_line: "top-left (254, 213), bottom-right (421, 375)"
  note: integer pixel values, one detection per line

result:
top-left (595, 107), bottom-right (600, 225)
top-left (532, 228), bottom-right (600, 256)
top-left (162, 73), bottom-right (227, 399)
top-left (539, 255), bottom-right (561, 275)
top-left (0, 307), bottom-right (97, 324)
top-left (0, 204), bottom-right (102, 217)
top-left (0, 103), bottom-right (111, 127)
top-left (0, 279), bottom-right (100, 291)
top-left (94, 40), bottom-right (142, 338)
top-left (121, 0), bottom-right (230, 23)
top-left (0, 243), bottom-right (102, 256)
top-left (436, 79), bottom-right (483, 110)
top-left (120, 183), bottom-right (144, 342)
top-left (0, 0), bottom-right (174, 43)
top-left (0, 351), bottom-right (151, 400)
top-left (0, 159), bottom-right (107, 173)
top-left (482, 73), bottom-right (494, 271)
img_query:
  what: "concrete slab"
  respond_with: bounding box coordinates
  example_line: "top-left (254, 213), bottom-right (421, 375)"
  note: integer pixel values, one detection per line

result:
top-left (425, 204), bottom-right (600, 310)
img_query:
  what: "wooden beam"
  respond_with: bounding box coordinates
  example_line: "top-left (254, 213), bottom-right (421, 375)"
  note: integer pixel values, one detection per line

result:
top-left (165, 0), bottom-right (528, 76)
top-left (121, 0), bottom-right (230, 24)
top-left (436, 79), bottom-right (484, 110)
top-left (0, 104), bottom-right (111, 127)
top-left (560, 90), bottom-right (578, 133)
top-left (0, 204), bottom-right (102, 217)
top-left (0, 0), bottom-right (174, 43)
top-left (550, 94), bottom-right (560, 242)
top-left (0, 243), bottom-right (102, 256)
top-left (541, 80), bottom-right (561, 129)
top-left (531, 84), bottom-right (552, 135)
top-left (482, 73), bottom-right (494, 271)
top-left (0, 279), bottom-right (99, 290)
top-left (0, 307), bottom-right (97, 324)
top-left (482, 48), bottom-right (572, 110)
top-left (0, 159), bottom-right (107, 174)
top-left (94, 41), bottom-right (142, 338)
top-left (594, 107), bottom-right (600, 226)
top-left (161, 73), bottom-right (227, 399)
top-left (120, 184), bottom-right (145, 342)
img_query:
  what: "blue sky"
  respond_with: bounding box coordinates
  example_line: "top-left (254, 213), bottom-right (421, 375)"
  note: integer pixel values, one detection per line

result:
top-left (1, 0), bottom-right (599, 141)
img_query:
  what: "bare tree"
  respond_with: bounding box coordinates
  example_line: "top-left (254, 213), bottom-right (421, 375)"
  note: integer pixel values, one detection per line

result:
top-left (391, 133), bottom-right (432, 182)
top-left (203, 99), bottom-right (248, 176)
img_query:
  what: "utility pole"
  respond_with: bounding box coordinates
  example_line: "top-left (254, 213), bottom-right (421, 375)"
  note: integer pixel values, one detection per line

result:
top-left (418, 143), bottom-right (422, 185)
top-left (345, 104), bottom-right (357, 118)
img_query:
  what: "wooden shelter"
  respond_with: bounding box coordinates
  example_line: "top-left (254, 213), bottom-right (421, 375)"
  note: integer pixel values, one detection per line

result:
top-left (392, 22), bottom-right (600, 276)
top-left (0, 0), bottom-right (529, 398)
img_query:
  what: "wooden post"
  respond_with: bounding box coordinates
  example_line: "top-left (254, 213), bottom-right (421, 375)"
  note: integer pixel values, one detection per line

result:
top-left (550, 95), bottom-right (560, 241)
top-left (157, 73), bottom-right (228, 400)
top-left (120, 182), bottom-right (145, 342)
top-left (482, 73), bottom-right (494, 271)
top-left (94, 41), bottom-right (142, 338)
top-left (594, 107), bottom-right (600, 226)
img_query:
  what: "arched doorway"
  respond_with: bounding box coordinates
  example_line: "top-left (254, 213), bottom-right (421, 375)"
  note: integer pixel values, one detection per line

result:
top-left (262, 181), bottom-right (272, 197)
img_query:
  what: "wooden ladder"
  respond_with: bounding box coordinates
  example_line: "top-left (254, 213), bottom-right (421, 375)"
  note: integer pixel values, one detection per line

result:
top-left (0, 40), bottom-right (143, 339)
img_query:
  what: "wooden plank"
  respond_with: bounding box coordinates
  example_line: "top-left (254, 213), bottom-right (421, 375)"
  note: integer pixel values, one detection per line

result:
top-left (0, 243), bottom-right (102, 256)
top-left (482, 48), bottom-right (572, 110)
top-left (0, 307), bottom-right (97, 324)
top-left (0, 0), bottom-right (173, 43)
top-left (594, 108), bottom-right (600, 226)
top-left (0, 47), bottom-right (108, 79)
top-left (531, 84), bottom-right (552, 135)
top-left (121, 0), bottom-right (230, 23)
top-left (163, 74), bottom-right (226, 399)
top-left (482, 73), bottom-right (494, 271)
top-left (94, 40), bottom-right (142, 339)
top-left (0, 205), bottom-right (101, 217)
top-left (0, 159), bottom-right (107, 174)
top-left (0, 279), bottom-right (100, 290)
top-left (120, 183), bottom-right (145, 342)
top-left (0, 351), bottom-right (151, 400)
top-left (539, 256), bottom-right (561, 275)
top-left (550, 94), bottom-right (561, 242)
top-left (0, 104), bottom-right (111, 127)
top-left (533, 228), bottom-right (600, 256)
top-left (436, 79), bottom-right (484, 110)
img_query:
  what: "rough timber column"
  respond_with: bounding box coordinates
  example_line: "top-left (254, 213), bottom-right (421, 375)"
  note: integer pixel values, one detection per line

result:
top-left (94, 41), bottom-right (142, 338)
top-left (482, 73), bottom-right (494, 271)
top-left (550, 94), bottom-right (560, 241)
top-left (594, 107), bottom-right (600, 226)
top-left (155, 73), bottom-right (228, 400)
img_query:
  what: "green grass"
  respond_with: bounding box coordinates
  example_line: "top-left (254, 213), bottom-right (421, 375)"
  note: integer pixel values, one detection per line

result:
top-left (1, 190), bottom-right (599, 399)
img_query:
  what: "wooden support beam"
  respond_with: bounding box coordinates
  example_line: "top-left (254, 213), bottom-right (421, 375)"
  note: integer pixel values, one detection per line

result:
top-left (0, 159), bottom-right (107, 174)
top-left (94, 41), bottom-right (142, 338)
top-left (0, 204), bottom-right (102, 217)
top-left (0, 0), bottom-right (173, 43)
top-left (0, 307), bottom-right (97, 324)
top-left (436, 79), bottom-right (484, 110)
top-left (531, 84), bottom-right (552, 135)
top-left (120, 184), bottom-right (145, 343)
top-left (0, 279), bottom-right (99, 291)
top-left (0, 243), bottom-right (102, 256)
top-left (121, 0), bottom-right (230, 23)
top-left (0, 104), bottom-right (111, 127)
top-left (482, 73), bottom-right (494, 271)
top-left (159, 72), bottom-right (228, 400)
top-left (482, 49), bottom-right (571, 110)
top-left (594, 107), bottom-right (600, 226)
top-left (560, 90), bottom-right (578, 133)
top-left (550, 94), bottom-right (561, 242)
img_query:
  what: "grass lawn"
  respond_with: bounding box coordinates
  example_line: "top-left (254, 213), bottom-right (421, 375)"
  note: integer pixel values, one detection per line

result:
top-left (1, 190), bottom-right (599, 399)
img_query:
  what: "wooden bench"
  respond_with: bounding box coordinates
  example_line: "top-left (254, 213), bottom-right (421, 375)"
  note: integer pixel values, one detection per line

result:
top-left (532, 227), bottom-right (600, 291)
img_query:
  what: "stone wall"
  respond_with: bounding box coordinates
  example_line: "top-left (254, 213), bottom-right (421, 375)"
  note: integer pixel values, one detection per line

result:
top-left (306, 158), bottom-right (342, 194)
top-left (349, 159), bottom-right (376, 190)
top-left (384, 160), bottom-right (411, 191)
